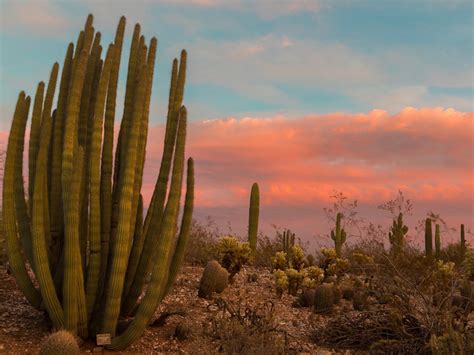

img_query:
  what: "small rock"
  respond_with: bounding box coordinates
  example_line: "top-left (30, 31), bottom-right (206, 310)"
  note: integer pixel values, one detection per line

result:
top-left (92, 346), bottom-right (103, 353)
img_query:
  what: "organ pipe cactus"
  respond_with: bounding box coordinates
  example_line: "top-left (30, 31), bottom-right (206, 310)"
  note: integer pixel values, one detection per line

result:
top-left (248, 182), bottom-right (260, 253)
top-left (388, 212), bottom-right (408, 257)
top-left (2, 15), bottom-right (194, 350)
top-left (331, 212), bottom-right (346, 257)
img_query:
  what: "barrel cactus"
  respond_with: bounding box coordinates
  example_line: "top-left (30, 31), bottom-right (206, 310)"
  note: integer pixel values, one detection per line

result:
top-left (198, 260), bottom-right (229, 298)
top-left (40, 330), bottom-right (79, 355)
top-left (313, 283), bottom-right (334, 314)
top-left (2, 15), bottom-right (194, 350)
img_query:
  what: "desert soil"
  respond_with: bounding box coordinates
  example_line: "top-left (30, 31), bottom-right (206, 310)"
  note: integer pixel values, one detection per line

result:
top-left (0, 264), bottom-right (341, 354)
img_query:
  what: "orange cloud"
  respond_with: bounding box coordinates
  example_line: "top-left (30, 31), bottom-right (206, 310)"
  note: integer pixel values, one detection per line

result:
top-left (0, 107), bottom-right (472, 243)
top-left (139, 107), bottom-right (473, 242)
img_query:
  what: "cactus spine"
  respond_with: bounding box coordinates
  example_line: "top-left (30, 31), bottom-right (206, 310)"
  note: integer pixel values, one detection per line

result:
top-left (425, 218), bottom-right (433, 257)
top-left (248, 182), bottom-right (260, 253)
top-left (3, 15), bottom-right (193, 350)
top-left (435, 224), bottom-right (441, 258)
top-left (331, 212), bottom-right (346, 257)
top-left (388, 212), bottom-right (408, 257)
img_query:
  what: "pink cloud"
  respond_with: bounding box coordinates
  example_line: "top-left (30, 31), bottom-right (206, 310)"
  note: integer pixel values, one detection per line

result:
top-left (0, 107), bottom-right (472, 245)
top-left (140, 107), bottom-right (473, 243)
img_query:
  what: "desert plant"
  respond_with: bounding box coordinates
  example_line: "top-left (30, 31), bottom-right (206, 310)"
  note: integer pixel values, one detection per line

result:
top-left (40, 330), bottom-right (79, 355)
top-left (435, 223), bottom-right (442, 258)
top-left (285, 267), bottom-right (304, 296)
top-left (216, 236), bottom-right (251, 280)
top-left (198, 260), bottom-right (229, 298)
top-left (2, 15), bottom-right (194, 350)
top-left (247, 183), bottom-right (259, 253)
top-left (388, 212), bottom-right (408, 257)
top-left (313, 283), bottom-right (334, 314)
top-left (206, 298), bottom-right (288, 354)
top-left (273, 269), bottom-right (288, 298)
top-left (425, 217), bottom-right (433, 257)
top-left (463, 248), bottom-right (474, 280)
top-left (331, 212), bottom-right (347, 257)
top-left (460, 224), bottom-right (466, 257)
top-left (352, 291), bottom-right (368, 311)
top-left (185, 218), bottom-right (220, 266)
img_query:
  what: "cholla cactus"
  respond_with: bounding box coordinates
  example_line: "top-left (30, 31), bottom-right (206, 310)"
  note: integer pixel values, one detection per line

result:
top-left (217, 236), bottom-right (251, 280)
top-left (327, 258), bottom-right (349, 277)
top-left (302, 266), bottom-right (325, 288)
top-left (273, 270), bottom-right (288, 298)
top-left (272, 251), bottom-right (288, 271)
top-left (290, 244), bottom-right (305, 271)
top-left (285, 267), bottom-right (304, 296)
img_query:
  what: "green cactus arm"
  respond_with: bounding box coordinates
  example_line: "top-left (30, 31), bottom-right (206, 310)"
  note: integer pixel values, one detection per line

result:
top-left (107, 106), bottom-right (187, 351)
top-left (31, 115), bottom-right (64, 329)
top-left (28, 81), bottom-right (45, 215)
top-left (94, 18), bottom-right (126, 317)
top-left (102, 52), bottom-right (149, 336)
top-left (122, 37), bottom-right (157, 301)
top-left (12, 94), bottom-right (35, 270)
top-left (248, 182), bottom-right (259, 252)
top-left (123, 52), bottom-right (186, 314)
top-left (49, 43), bottom-right (74, 263)
top-left (164, 157), bottom-right (195, 297)
top-left (63, 145), bottom-right (85, 333)
top-left (113, 23), bottom-right (141, 194)
top-left (3, 92), bottom-right (42, 309)
top-left (84, 43), bottom-right (114, 317)
top-left (142, 57), bottom-right (178, 238)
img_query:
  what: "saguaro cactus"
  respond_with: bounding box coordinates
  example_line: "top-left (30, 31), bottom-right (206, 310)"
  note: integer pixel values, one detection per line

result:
top-left (388, 212), bottom-right (408, 257)
top-left (435, 224), bottom-right (441, 258)
top-left (248, 182), bottom-right (259, 253)
top-left (331, 212), bottom-right (346, 257)
top-left (460, 224), bottom-right (466, 257)
top-left (425, 218), bottom-right (433, 257)
top-left (3, 15), bottom-right (194, 350)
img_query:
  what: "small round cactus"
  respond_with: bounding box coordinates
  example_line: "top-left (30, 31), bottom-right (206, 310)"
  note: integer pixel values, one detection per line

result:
top-left (198, 260), bottom-right (229, 298)
top-left (313, 283), bottom-right (334, 314)
top-left (40, 330), bottom-right (80, 355)
top-left (297, 288), bottom-right (316, 307)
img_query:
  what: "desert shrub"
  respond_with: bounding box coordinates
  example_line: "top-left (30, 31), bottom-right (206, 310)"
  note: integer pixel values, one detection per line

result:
top-left (462, 248), bottom-right (474, 280)
top-left (217, 236), bottom-right (251, 281)
top-left (253, 233), bottom-right (281, 268)
top-left (40, 330), bottom-right (79, 355)
top-left (185, 219), bottom-right (220, 266)
top-left (439, 242), bottom-right (466, 265)
top-left (312, 250), bottom-right (471, 353)
top-left (173, 322), bottom-right (190, 341)
top-left (205, 298), bottom-right (289, 354)
top-left (198, 260), bottom-right (229, 298)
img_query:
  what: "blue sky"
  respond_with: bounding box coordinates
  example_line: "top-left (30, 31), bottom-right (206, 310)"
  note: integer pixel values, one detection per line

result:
top-left (0, 0), bottom-right (472, 130)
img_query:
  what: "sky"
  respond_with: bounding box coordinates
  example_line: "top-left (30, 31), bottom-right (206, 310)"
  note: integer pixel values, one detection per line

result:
top-left (0, 0), bottom-right (473, 248)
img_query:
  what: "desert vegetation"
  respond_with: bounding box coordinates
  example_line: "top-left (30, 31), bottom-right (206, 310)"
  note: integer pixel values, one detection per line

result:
top-left (0, 12), bottom-right (472, 355)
